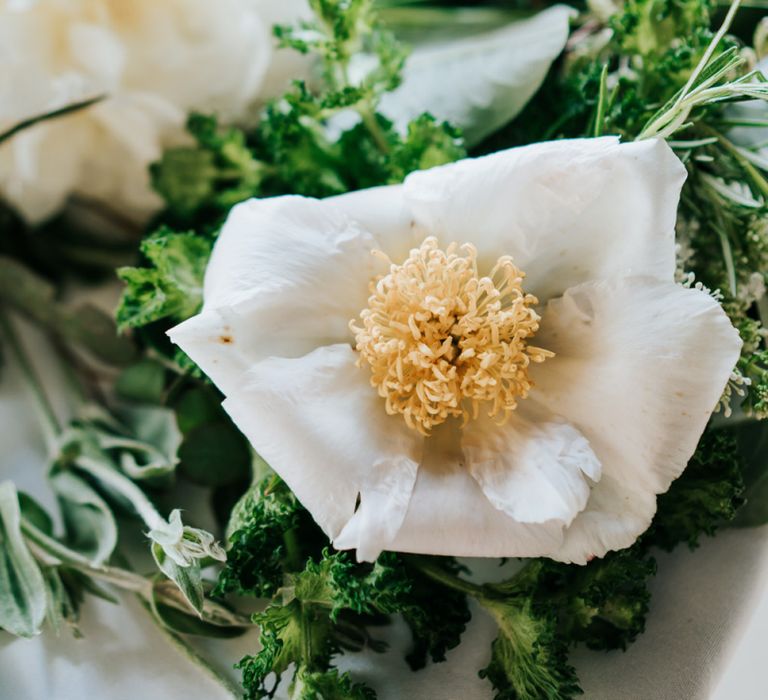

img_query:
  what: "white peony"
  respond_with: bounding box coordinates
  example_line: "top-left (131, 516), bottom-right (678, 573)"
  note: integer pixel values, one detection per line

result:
top-left (0, 0), bottom-right (308, 224)
top-left (169, 137), bottom-right (741, 564)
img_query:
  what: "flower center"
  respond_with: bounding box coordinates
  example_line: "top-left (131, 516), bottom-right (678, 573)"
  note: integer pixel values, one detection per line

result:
top-left (351, 237), bottom-right (553, 435)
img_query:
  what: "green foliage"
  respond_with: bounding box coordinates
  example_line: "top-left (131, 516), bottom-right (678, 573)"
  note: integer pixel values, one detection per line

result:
top-left (291, 669), bottom-right (376, 700)
top-left (535, 551), bottom-right (656, 652)
top-left (116, 227), bottom-right (212, 331)
top-left (239, 600), bottom-right (340, 700)
top-left (145, 0), bottom-right (464, 232)
top-left (479, 598), bottom-right (581, 700)
top-left (732, 419), bottom-right (768, 526)
top-left (396, 557), bottom-right (471, 669)
top-left (215, 476), bottom-right (311, 598)
top-left (646, 427), bottom-right (745, 549)
top-left (151, 114), bottom-right (267, 227)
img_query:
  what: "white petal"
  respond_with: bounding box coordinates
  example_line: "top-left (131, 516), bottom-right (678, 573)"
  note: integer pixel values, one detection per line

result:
top-left (462, 409), bottom-right (600, 526)
top-left (554, 476), bottom-right (657, 564)
top-left (403, 137), bottom-right (686, 301)
top-left (530, 277), bottom-right (742, 562)
top-left (326, 184), bottom-right (423, 262)
top-left (222, 344), bottom-right (422, 557)
top-left (379, 5), bottom-right (574, 147)
top-left (379, 423), bottom-right (567, 558)
top-left (168, 195), bottom-right (392, 395)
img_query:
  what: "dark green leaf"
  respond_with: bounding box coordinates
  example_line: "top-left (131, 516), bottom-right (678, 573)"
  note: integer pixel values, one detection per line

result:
top-left (731, 419), bottom-right (768, 527)
top-left (17, 492), bottom-right (53, 536)
top-left (178, 421), bottom-right (250, 487)
top-left (115, 360), bottom-right (166, 404)
top-left (173, 386), bottom-right (222, 434)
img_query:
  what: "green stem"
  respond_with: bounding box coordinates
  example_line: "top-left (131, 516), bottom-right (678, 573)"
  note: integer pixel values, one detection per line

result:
top-left (0, 308), bottom-right (61, 449)
top-left (283, 527), bottom-right (303, 571)
top-left (674, 0), bottom-right (742, 107)
top-left (24, 517), bottom-right (250, 626)
top-left (138, 597), bottom-right (242, 699)
top-left (408, 557), bottom-right (486, 597)
top-left (358, 104), bottom-right (391, 155)
top-left (0, 96), bottom-right (105, 145)
top-left (593, 63), bottom-right (610, 138)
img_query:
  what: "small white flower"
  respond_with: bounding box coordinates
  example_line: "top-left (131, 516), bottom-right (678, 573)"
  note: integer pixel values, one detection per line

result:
top-left (169, 137), bottom-right (741, 564)
top-left (0, 0), bottom-right (308, 224)
top-left (148, 510), bottom-right (225, 568)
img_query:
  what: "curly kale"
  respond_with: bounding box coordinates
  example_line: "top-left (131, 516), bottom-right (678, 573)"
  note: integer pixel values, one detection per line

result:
top-left (115, 227), bottom-right (211, 331)
top-left (216, 476), bottom-right (323, 599)
top-left (535, 551), bottom-right (656, 652)
top-left (395, 557), bottom-right (471, 670)
top-left (644, 427), bottom-right (745, 550)
top-left (151, 113), bottom-right (267, 227)
top-left (480, 599), bottom-right (581, 700)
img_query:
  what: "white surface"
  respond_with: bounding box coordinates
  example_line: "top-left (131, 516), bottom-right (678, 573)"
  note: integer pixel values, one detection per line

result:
top-left (1, 320), bottom-right (767, 699)
top-left (713, 581), bottom-right (768, 700)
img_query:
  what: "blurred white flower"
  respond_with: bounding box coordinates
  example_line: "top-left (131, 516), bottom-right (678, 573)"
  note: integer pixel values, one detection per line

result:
top-left (169, 137), bottom-right (741, 564)
top-left (0, 0), bottom-right (309, 224)
top-left (380, 5), bottom-right (574, 147)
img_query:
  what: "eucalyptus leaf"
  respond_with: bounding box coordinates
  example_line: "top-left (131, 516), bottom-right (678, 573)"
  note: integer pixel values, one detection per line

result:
top-left (50, 470), bottom-right (118, 565)
top-left (0, 481), bottom-right (47, 638)
top-left (379, 5), bottom-right (574, 147)
top-left (103, 406), bottom-right (180, 481)
top-left (151, 542), bottom-right (204, 614)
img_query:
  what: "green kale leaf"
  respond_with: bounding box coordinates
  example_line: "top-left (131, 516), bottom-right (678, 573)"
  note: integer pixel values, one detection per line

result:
top-left (644, 426), bottom-right (745, 550)
top-left (479, 597), bottom-right (581, 700)
top-left (116, 227), bottom-right (212, 331)
top-left (216, 476), bottom-right (321, 599)
top-left (151, 114), bottom-right (267, 226)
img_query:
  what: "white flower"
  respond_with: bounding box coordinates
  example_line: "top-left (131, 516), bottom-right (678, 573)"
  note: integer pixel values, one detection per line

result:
top-left (378, 5), bottom-right (574, 147)
top-left (0, 0), bottom-right (308, 224)
top-left (148, 509), bottom-right (225, 568)
top-left (169, 137), bottom-right (741, 564)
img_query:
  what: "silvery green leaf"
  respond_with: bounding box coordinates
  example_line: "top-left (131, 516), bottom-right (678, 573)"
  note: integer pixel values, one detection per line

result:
top-left (0, 481), bottom-right (47, 638)
top-left (49, 470), bottom-right (118, 566)
top-left (42, 567), bottom-right (81, 637)
top-left (151, 541), bottom-right (204, 614)
top-left (78, 404), bottom-right (180, 482)
top-left (379, 5), bottom-right (574, 147)
top-left (114, 406), bottom-right (181, 481)
top-left (149, 589), bottom-right (245, 639)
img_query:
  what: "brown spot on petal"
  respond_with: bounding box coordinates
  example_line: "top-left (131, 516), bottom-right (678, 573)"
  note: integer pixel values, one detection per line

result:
top-left (219, 334), bottom-right (233, 344)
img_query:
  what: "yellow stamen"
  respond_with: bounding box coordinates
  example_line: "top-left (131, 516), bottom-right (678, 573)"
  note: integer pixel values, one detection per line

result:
top-left (350, 237), bottom-right (554, 436)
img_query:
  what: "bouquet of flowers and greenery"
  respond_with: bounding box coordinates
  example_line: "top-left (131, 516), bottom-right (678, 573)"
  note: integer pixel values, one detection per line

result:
top-left (2, 0), bottom-right (768, 698)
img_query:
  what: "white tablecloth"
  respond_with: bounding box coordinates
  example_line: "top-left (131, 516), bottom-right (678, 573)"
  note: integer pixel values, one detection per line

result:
top-left (2, 323), bottom-right (767, 699)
